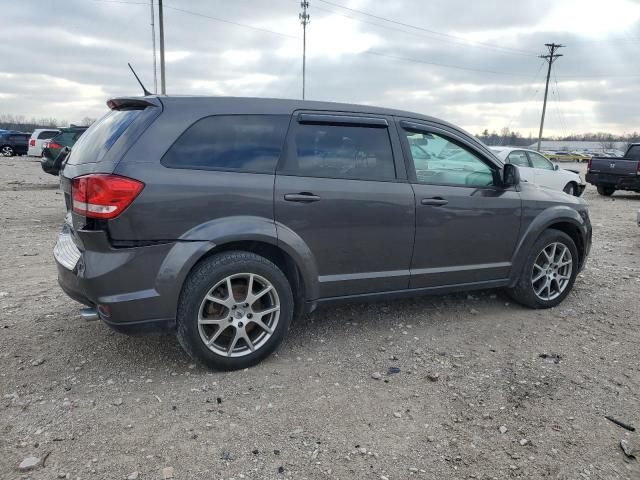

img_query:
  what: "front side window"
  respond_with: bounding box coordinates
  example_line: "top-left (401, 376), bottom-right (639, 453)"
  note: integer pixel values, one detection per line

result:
top-left (506, 151), bottom-right (530, 167)
top-left (162, 115), bottom-right (289, 173)
top-left (528, 151), bottom-right (554, 170)
top-left (282, 123), bottom-right (396, 181)
top-left (403, 130), bottom-right (494, 187)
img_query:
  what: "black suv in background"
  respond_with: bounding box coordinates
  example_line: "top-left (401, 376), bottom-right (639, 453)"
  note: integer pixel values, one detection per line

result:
top-left (54, 96), bottom-right (592, 370)
top-left (0, 131), bottom-right (30, 156)
top-left (41, 126), bottom-right (88, 175)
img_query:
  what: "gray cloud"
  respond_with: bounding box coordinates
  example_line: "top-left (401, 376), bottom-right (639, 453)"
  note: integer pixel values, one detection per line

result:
top-left (0, 0), bottom-right (638, 135)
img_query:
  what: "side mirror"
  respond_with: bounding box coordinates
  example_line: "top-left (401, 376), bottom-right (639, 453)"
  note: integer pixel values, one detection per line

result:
top-left (502, 163), bottom-right (520, 187)
top-left (554, 164), bottom-right (559, 170)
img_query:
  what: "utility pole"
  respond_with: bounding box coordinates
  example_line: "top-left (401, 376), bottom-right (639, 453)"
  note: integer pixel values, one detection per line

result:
top-left (150, 0), bottom-right (157, 94)
top-left (158, 0), bottom-right (166, 94)
top-left (299, 1), bottom-right (310, 100)
top-left (537, 43), bottom-right (564, 151)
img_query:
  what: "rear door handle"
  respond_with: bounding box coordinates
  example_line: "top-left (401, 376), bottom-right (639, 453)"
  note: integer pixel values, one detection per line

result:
top-left (284, 193), bottom-right (321, 203)
top-left (421, 197), bottom-right (448, 206)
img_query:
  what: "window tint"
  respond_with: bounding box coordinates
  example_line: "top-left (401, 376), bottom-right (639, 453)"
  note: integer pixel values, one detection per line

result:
top-left (37, 130), bottom-right (59, 140)
top-left (528, 151), bottom-right (554, 170)
top-left (162, 115), bottom-right (289, 173)
top-left (67, 109), bottom-right (141, 165)
top-left (9, 134), bottom-right (28, 143)
top-left (627, 145), bottom-right (640, 161)
top-left (284, 123), bottom-right (396, 181)
top-left (403, 130), bottom-right (494, 187)
top-left (506, 151), bottom-right (529, 167)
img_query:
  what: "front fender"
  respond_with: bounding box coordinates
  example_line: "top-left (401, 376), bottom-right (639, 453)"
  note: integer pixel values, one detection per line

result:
top-left (509, 205), bottom-right (586, 286)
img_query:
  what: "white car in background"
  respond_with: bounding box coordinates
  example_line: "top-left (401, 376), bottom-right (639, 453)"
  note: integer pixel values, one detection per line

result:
top-left (491, 147), bottom-right (585, 196)
top-left (27, 128), bottom-right (60, 156)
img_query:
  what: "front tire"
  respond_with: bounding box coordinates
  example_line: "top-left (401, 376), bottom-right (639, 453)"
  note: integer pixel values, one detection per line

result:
top-left (506, 229), bottom-right (578, 309)
top-left (176, 251), bottom-right (294, 370)
top-left (597, 186), bottom-right (615, 196)
top-left (1, 145), bottom-right (14, 157)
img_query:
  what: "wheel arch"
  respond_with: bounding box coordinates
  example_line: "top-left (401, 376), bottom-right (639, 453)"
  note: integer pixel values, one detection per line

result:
top-left (509, 207), bottom-right (587, 286)
top-left (155, 216), bottom-right (319, 321)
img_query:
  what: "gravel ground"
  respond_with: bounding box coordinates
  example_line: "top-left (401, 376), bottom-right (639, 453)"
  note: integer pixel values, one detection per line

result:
top-left (1, 158), bottom-right (639, 480)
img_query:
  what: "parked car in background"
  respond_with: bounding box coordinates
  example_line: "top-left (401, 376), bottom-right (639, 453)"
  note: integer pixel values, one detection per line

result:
top-left (54, 95), bottom-right (592, 370)
top-left (491, 147), bottom-right (585, 196)
top-left (586, 143), bottom-right (640, 196)
top-left (0, 131), bottom-right (30, 156)
top-left (544, 151), bottom-right (589, 162)
top-left (28, 128), bottom-right (61, 156)
top-left (41, 126), bottom-right (88, 175)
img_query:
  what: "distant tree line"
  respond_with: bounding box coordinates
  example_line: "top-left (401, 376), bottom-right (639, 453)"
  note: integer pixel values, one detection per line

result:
top-left (0, 114), bottom-right (96, 132)
top-left (476, 127), bottom-right (640, 148)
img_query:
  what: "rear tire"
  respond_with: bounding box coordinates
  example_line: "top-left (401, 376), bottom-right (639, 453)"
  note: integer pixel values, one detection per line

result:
top-left (506, 229), bottom-right (579, 309)
top-left (176, 251), bottom-right (294, 371)
top-left (597, 186), bottom-right (615, 196)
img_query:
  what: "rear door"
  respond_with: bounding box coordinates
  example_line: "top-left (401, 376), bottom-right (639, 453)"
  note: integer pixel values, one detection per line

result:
top-left (274, 112), bottom-right (415, 298)
top-left (398, 120), bottom-right (521, 288)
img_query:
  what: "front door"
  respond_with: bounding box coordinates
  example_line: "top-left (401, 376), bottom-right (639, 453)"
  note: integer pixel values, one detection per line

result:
top-left (527, 150), bottom-right (563, 190)
top-left (398, 121), bottom-right (522, 288)
top-left (274, 113), bottom-right (415, 298)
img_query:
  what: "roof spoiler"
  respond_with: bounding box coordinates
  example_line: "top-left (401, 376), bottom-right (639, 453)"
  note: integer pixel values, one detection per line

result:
top-left (106, 97), bottom-right (162, 110)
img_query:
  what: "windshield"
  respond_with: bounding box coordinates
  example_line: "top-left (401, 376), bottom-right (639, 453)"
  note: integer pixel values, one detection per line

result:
top-left (66, 109), bottom-right (142, 165)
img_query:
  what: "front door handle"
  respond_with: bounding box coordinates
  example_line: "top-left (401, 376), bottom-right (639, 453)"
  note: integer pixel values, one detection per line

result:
top-left (284, 193), bottom-right (321, 203)
top-left (421, 197), bottom-right (448, 206)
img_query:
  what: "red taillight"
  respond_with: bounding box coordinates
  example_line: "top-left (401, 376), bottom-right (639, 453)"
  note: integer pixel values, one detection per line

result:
top-left (71, 174), bottom-right (144, 219)
top-left (587, 158), bottom-right (592, 172)
top-left (48, 142), bottom-right (62, 149)
top-left (29, 139), bottom-right (35, 146)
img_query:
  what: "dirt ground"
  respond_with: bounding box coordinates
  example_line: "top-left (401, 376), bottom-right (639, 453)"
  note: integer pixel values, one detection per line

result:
top-left (1, 158), bottom-right (639, 480)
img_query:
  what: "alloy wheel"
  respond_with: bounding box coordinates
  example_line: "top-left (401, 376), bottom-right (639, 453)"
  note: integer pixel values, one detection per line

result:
top-left (197, 273), bottom-right (280, 357)
top-left (531, 242), bottom-right (573, 301)
top-left (1, 146), bottom-right (14, 156)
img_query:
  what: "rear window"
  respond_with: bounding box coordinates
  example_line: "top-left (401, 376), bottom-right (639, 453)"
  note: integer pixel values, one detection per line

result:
top-left (161, 115), bottom-right (290, 173)
top-left (37, 130), bottom-right (59, 140)
top-left (67, 109), bottom-right (142, 165)
top-left (627, 145), bottom-right (640, 161)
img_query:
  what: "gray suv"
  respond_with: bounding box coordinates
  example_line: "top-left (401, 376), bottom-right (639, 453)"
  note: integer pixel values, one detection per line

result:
top-left (55, 96), bottom-right (592, 370)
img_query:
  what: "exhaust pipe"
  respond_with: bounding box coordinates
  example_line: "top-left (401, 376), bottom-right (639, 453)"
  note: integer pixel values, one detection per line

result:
top-left (80, 307), bottom-right (99, 321)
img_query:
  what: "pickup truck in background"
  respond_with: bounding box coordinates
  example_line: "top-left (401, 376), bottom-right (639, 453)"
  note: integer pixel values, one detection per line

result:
top-left (586, 143), bottom-right (640, 196)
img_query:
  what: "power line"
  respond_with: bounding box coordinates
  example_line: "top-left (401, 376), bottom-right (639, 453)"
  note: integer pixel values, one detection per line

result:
top-left (309, 2), bottom-right (535, 58)
top-left (359, 50), bottom-right (530, 77)
top-left (163, 3), bottom-right (299, 39)
top-left (314, 0), bottom-right (537, 56)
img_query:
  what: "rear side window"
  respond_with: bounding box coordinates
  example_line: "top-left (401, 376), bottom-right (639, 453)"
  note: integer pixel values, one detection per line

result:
top-left (67, 109), bottom-right (142, 165)
top-left (9, 135), bottom-right (28, 143)
top-left (162, 115), bottom-right (290, 173)
top-left (37, 130), bottom-right (58, 140)
top-left (627, 145), bottom-right (640, 161)
top-left (283, 123), bottom-right (396, 181)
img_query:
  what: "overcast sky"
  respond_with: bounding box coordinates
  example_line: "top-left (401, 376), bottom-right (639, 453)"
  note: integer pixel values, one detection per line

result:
top-left (1, 0), bottom-right (639, 136)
